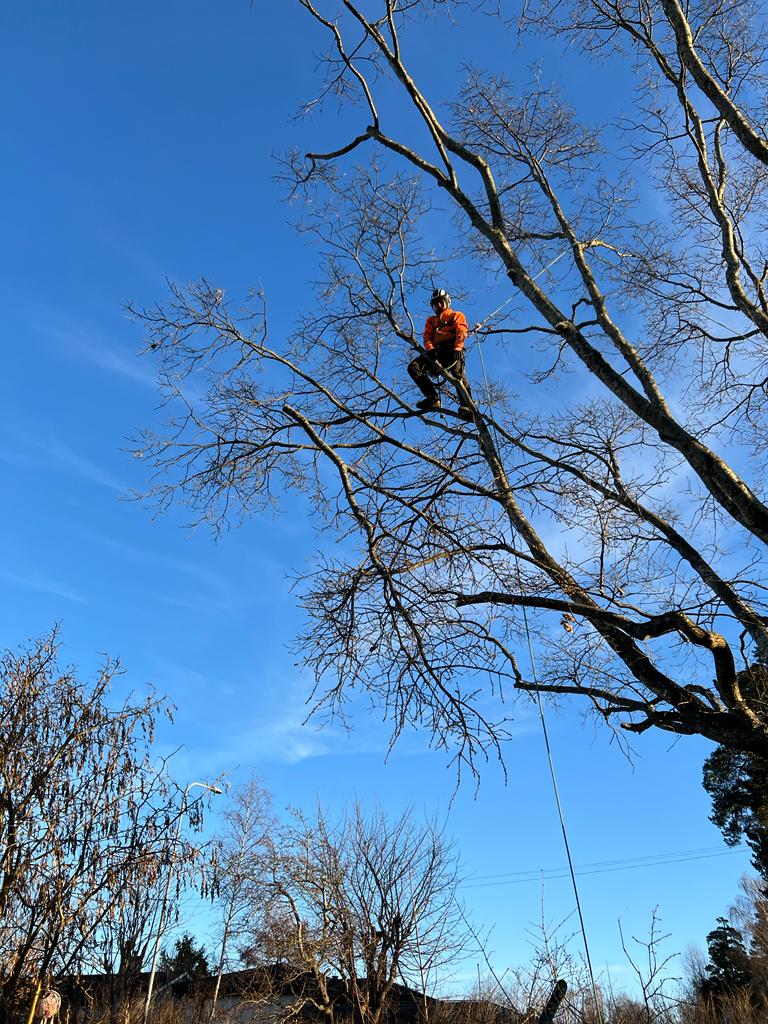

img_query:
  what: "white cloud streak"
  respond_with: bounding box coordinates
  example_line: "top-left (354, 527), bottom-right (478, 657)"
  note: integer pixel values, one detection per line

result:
top-left (41, 318), bottom-right (157, 389)
top-left (43, 438), bottom-right (129, 492)
top-left (0, 420), bottom-right (130, 494)
top-left (0, 569), bottom-right (85, 604)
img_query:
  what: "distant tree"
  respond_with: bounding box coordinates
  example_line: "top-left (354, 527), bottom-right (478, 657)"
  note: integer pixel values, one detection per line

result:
top-left (85, 865), bottom-right (167, 1010)
top-left (700, 918), bottom-right (752, 998)
top-left (209, 777), bottom-right (275, 1023)
top-left (159, 933), bottom-right (210, 982)
top-left (84, 787), bottom-right (212, 1024)
top-left (0, 630), bottom-right (205, 1023)
top-left (703, 667), bottom-right (768, 884)
top-left (135, 0), bottom-right (768, 777)
top-left (726, 875), bottom-right (768, 994)
top-left (746, 892), bottom-right (768, 990)
top-left (243, 803), bottom-right (467, 1024)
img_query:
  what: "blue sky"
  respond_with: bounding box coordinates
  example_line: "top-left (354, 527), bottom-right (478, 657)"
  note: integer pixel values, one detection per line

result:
top-left (0, 0), bottom-right (754, 997)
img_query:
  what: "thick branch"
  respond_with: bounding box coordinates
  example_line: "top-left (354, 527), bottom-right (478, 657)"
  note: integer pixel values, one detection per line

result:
top-left (661, 0), bottom-right (768, 166)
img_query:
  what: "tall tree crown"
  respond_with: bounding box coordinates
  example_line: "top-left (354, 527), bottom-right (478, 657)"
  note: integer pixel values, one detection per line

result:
top-left (134, 0), bottom-right (768, 773)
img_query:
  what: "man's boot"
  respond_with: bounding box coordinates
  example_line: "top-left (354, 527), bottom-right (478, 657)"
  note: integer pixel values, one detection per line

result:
top-left (416, 395), bottom-right (441, 412)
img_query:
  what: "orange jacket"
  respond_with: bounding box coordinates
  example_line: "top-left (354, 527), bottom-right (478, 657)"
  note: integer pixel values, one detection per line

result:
top-left (424, 309), bottom-right (468, 352)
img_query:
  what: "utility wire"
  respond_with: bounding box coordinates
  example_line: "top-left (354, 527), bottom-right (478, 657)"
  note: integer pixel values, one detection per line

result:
top-left (464, 846), bottom-right (746, 890)
top-left (463, 844), bottom-right (747, 888)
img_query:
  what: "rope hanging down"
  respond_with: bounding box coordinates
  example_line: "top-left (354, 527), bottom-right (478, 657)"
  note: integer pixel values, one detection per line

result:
top-left (522, 605), bottom-right (605, 1024)
top-left (469, 245), bottom-right (605, 1024)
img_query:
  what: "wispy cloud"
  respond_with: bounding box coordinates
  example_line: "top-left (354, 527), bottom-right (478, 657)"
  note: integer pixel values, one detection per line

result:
top-left (0, 569), bottom-right (85, 603)
top-left (85, 532), bottom-right (234, 611)
top-left (0, 419), bottom-right (129, 494)
top-left (207, 695), bottom-right (339, 769)
top-left (30, 302), bottom-right (216, 412)
top-left (172, 667), bottom-right (390, 775)
top-left (43, 438), bottom-right (128, 492)
top-left (29, 306), bottom-right (212, 407)
top-left (92, 226), bottom-right (179, 287)
top-left (21, 301), bottom-right (155, 388)
top-left (39, 316), bottom-right (157, 389)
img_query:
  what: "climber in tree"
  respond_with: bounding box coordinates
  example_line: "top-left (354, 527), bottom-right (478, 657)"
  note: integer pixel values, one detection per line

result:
top-left (408, 288), bottom-right (473, 421)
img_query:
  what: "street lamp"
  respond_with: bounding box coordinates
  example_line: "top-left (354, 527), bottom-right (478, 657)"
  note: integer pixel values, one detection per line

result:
top-left (142, 780), bottom-right (222, 1024)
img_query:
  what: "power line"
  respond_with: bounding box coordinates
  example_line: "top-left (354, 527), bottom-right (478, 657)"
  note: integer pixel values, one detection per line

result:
top-left (462, 845), bottom-right (748, 890)
top-left (470, 844), bottom-right (745, 880)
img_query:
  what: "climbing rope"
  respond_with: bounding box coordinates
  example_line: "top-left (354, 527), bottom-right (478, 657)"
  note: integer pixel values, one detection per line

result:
top-left (470, 246), bottom-right (605, 1023)
top-left (521, 604), bottom-right (605, 1023)
top-left (471, 247), bottom-right (570, 337)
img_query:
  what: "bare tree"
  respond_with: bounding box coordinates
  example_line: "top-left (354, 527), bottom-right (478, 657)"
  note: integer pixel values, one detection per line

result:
top-left (208, 778), bottom-right (275, 1023)
top-left (79, 777), bottom-right (179, 1024)
top-left (133, 0), bottom-right (768, 772)
top-left (83, 778), bottom-right (216, 1024)
top-left (241, 803), bottom-right (467, 1024)
top-left (0, 630), bottom-right (205, 1022)
top-left (618, 910), bottom-right (679, 1024)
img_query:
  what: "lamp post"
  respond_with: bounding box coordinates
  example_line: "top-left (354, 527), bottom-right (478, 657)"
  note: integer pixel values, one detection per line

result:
top-left (142, 781), bottom-right (222, 1024)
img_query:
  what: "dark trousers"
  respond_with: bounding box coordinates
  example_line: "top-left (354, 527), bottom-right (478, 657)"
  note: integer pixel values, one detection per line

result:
top-left (407, 347), bottom-right (472, 406)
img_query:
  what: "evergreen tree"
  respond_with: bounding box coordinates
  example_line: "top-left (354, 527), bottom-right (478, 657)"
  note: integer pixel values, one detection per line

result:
top-left (703, 667), bottom-right (768, 883)
top-left (158, 933), bottom-right (209, 981)
top-left (700, 918), bottom-right (752, 997)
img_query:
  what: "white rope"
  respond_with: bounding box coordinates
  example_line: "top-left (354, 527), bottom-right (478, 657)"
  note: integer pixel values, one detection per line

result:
top-left (522, 604), bottom-right (605, 1024)
top-left (470, 244), bottom-right (605, 1024)
top-left (471, 246), bottom-right (570, 336)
